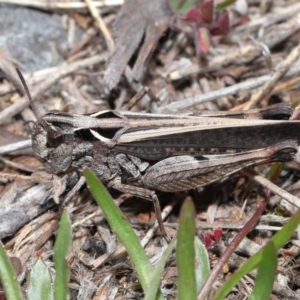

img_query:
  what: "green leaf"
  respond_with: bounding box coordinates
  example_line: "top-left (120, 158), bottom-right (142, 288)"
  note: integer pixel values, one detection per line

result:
top-left (169, 0), bottom-right (201, 15)
top-left (176, 198), bottom-right (196, 300)
top-left (144, 238), bottom-right (177, 300)
top-left (53, 211), bottom-right (71, 300)
top-left (0, 241), bottom-right (23, 300)
top-left (194, 237), bottom-right (210, 293)
top-left (216, 0), bottom-right (237, 11)
top-left (215, 206), bottom-right (300, 299)
top-left (249, 241), bottom-right (277, 300)
top-left (28, 259), bottom-right (53, 300)
top-left (297, 223), bottom-right (300, 240)
top-left (84, 170), bottom-right (160, 297)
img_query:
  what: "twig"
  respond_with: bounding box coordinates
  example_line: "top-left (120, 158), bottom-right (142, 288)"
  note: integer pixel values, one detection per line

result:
top-left (0, 140), bottom-right (32, 155)
top-left (0, 53), bottom-right (108, 126)
top-left (244, 42), bottom-right (300, 109)
top-left (84, 0), bottom-right (114, 52)
top-left (233, 2), bottom-right (300, 33)
top-left (244, 169), bottom-right (300, 207)
top-left (122, 87), bottom-right (149, 111)
top-left (62, 176), bottom-right (86, 207)
top-left (169, 44), bottom-right (259, 81)
top-left (159, 64), bottom-right (300, 112)
top-left (90, 198), bottom-right (178, 269)
top-left (198, 194), bottom-right (269, 299)
top-left (168, 12), bottom-right (300, 81)
top-left (141, 198), bottom-right (177, 248)
top-left (198, 165), bottom-right (300, 298)
top-left (0, 172), bottom-right (33, 181)
top-left (72, 210), bottom-right (101, 228)
top-left (0, 0), bottom-right (123, 11)
top-left (272, 76), bottom-right (300, 94)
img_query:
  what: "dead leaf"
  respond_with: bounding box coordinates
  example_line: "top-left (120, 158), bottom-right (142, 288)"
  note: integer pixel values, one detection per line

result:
top-left (0, 127), bottom-right (28, 146)
top-left (7, 156), bottom-right (42, 173)
top-left (104, 0), bottom-right (172, 89)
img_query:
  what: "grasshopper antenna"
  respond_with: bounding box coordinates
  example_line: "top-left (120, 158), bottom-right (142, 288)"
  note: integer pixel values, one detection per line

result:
top-left (16, 68), bottom-right (40, 119)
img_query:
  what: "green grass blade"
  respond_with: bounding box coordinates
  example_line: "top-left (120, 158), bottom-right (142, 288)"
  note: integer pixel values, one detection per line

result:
top-left (194, 237), bottom-right (210, 293)
top-left (53, 210), bottom-right (71, 300)
top-left (215, 206), bottom-right (300, 299)
top-left (176, 198), bottom-right (196, 300)
top-left (216, 0), bottom-right (237, 11)
top-left (84, 170), bottom-right (155, 293)
top-left (297, 223), bottom-right (300, 239)
top-left (0, 241), bottom-right (23, 300)
top-left (28, 259), bottom-right (53, 300)
top-left (249, 241), bottom-right (277, 300)
top-left (169, 0), bottom-right (197, 14)
top-left (144, 238), bottom-right (177, 300)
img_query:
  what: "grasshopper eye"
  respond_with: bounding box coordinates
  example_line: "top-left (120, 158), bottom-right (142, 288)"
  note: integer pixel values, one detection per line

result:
top-left (46, 126), bottom-right (64, 147)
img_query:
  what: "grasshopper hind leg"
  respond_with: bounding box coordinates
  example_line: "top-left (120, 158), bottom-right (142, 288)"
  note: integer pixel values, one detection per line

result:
top-left (110, 180), bottom-right (170, 241)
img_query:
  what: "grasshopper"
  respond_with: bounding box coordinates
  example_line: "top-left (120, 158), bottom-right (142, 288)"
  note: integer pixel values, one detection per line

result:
top-left (16, 69), bottom-right (300, 237)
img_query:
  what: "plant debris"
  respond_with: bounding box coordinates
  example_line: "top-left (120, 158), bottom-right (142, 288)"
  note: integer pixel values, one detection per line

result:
top-left (0, 0), bottom-right (300, 299)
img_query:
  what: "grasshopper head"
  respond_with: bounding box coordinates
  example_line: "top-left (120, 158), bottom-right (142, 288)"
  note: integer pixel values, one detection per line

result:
top-left (16, 68), bottom-right (74, 174)
top-left (31, 113), bottom-right (74, 174)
